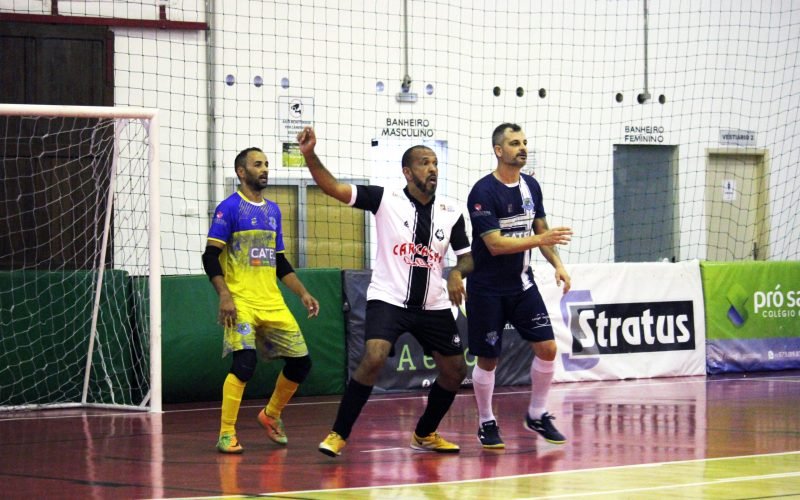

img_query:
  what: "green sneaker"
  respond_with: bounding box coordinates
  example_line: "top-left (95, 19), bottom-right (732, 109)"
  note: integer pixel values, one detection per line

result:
top-left (216, 433), bottom-right (243, 454)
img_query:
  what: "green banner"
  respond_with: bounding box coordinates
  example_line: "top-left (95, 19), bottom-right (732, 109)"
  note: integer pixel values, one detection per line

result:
top-left (701, 261), bottom-right (800, 373)
top-left (161, 269), bottom-right (346, 403)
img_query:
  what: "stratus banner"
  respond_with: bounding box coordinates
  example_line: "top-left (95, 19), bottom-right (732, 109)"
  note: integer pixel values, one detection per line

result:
top-left (702, 261), bottom-right (800, 374)
top-left (536, 261), bottom-right (707, 382)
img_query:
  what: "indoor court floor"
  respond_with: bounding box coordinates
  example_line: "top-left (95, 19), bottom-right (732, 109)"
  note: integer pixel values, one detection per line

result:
top-left (1, 370), bottom-right (799, 499)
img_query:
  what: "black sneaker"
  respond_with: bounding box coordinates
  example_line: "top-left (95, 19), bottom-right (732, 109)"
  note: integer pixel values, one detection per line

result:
top-left (524, 412), bottom-right (566, 444)
top-left (478, 419), bottom-right (505, 449)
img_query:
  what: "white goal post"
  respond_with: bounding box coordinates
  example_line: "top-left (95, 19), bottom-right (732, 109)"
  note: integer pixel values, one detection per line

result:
top-left (0, 103), bottom-right (161, 413)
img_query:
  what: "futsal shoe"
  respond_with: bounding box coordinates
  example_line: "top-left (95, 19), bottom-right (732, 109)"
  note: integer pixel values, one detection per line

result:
top-left (524, 412), bottom-right (566, 444)
top-left (216, 433), bottom-right (244, 454)
top-left (257, 409), bottom-right (288, 445)
top-left (319, 431), bottom-right (347, 457)
top-left (478, 419), bottom-right (505, 449)
top-left (410, 431), bottom-right (460, 453)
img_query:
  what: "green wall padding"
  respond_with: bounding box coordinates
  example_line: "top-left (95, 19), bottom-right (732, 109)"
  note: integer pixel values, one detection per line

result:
top-left (161, 269), bottom-right (346, 403)
top-left (0, 270), bottom-right (142, 406)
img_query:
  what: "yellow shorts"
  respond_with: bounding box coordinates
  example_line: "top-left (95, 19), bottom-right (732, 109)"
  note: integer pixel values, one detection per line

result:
top-left (223, 303), bottom-right (308, 360)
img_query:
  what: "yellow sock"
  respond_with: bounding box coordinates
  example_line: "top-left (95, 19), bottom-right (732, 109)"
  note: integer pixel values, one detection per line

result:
top-left (220, 373), bottom-right (246, 436)
top-left (265, 372), bottom-right (299, 418)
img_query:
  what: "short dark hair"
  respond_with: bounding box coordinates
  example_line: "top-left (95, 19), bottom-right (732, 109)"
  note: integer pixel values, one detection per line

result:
top-left (234, 147), bottom-right (263, 173)
top-left (401, 145), bottom-right (433, 169)
top-left (492, 123), bottom-right (522, 147)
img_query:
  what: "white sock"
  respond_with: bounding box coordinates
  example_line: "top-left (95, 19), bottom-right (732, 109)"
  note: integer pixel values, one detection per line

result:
top-left (471, 365), bottom-right (496, 424)
top-left (528, 356), bottom-right (555, 419)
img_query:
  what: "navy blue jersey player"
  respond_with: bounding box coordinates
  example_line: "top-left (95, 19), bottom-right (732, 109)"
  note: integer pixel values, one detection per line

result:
top-left (467, 123), bottom-right (573, 449)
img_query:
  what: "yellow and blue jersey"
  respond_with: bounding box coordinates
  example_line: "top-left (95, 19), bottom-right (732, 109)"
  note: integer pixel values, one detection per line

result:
top-left (207, 191), bottom-right (287, 310)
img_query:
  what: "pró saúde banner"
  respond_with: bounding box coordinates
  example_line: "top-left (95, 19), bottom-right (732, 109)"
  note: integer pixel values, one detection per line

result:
top-left (702, 261), bottom-right (800, 374)
top-left (536, 260), bottom-right (707, 382)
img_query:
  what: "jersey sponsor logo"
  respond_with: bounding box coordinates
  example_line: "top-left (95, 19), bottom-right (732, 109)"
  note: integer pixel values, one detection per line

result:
top-left (212, 211), bottom-right (227, 226)
top-left (393, 242), bottom-right (443, 268)
top-left (471, 203), bottom-right (494, 217)
top-left (522, 197), bottom-right (535, 212)
top-left (249, 246), bottom-right (277, 267)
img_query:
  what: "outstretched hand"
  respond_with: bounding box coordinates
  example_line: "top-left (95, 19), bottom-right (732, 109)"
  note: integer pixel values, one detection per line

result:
top-left (296, 126), bottom-right (316, 155)
top-left (539, 226), bottom-right (572, 247)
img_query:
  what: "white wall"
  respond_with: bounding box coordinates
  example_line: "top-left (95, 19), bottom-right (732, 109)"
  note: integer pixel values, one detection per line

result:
top-left (4, 0), bottom-right (798, 271)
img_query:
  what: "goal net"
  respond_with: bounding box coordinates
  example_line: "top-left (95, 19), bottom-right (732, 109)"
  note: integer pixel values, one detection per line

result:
top-left (0, 104), bottom-right (161, 413)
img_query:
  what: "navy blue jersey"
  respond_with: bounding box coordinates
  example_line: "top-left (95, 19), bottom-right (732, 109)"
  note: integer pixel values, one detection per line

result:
top-left (467, 172), bottom-right (546, 296)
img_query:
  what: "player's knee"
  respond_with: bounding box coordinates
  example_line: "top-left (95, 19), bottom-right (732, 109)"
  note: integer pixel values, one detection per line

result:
top-left (453, 360), bottom-right (468, 381)
top-left (230, 349), bottom-right (257, 382)
top-left (440, 356), bottom-right (467, 385)
top-left (533, 339), bottom-right (558, 361)
top-left (359, 351), bottom-right (388, 375)
top-left (282, 355), bottom-right (312, 384)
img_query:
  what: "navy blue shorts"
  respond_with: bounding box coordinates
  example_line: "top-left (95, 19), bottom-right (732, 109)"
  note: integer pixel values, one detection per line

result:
top-left (366, 300), bottom-right (463, 356)
top-left (466, 286), bottom-right (554, 358)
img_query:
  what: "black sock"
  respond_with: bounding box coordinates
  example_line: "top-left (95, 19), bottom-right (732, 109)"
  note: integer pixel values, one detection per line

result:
top-left (414, 381), bottom-right (457, 437)
top-left (332, 378), bottom-right (373, 440)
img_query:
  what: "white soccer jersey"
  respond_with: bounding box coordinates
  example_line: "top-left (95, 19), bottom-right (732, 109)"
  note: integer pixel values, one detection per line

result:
top-left (349, 184), bottom-right (471, 310)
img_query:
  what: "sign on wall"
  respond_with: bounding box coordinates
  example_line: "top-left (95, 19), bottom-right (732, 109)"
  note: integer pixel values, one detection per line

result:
top-left (719, 129), bottom-right (756, 147)
top-left (277, 96), bottom-right (314, 142)
top-left (537, 260), bottom-right (707, 382)
top-left (702, 261), bottom-right (800, 374)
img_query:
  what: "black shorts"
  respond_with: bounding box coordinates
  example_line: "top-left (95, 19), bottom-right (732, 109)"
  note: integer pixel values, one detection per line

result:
top-left (466, 286), bottom-right (555, 358)
top-left (365, 300), bottom-right (463, 356)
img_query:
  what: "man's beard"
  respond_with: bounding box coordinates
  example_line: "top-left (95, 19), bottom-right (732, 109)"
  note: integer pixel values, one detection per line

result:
top-left (413, 176), bottom-right (435, 196)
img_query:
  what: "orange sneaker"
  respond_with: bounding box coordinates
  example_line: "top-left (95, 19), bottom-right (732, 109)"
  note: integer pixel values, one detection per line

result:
top-left (257, 409), bottom-right (288, 445)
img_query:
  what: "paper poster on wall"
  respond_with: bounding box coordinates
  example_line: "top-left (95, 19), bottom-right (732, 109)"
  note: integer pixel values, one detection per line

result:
top-left (282, 142), bottom-right (306, 168)
top-left (277, 97), bottom-right (314, 142)
top-left (723, 179), bottom-right (736, 201)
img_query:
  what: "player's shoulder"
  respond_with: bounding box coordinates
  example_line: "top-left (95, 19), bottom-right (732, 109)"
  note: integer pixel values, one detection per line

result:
top-left (214, 191), bottom-right (243, 213)
top-left (433, 194), bottom-right (463, 214)
top-left (520, 172), bottom-right (542, 189)
top-left (470, 172), bottom-right (498, 192)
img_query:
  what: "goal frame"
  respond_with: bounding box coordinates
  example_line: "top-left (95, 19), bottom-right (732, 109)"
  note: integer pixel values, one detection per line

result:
top-left (0, 103), bottom-right (162, 413)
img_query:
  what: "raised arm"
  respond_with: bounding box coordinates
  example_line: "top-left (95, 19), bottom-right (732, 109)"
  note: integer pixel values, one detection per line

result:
top-left (296, 126), bottom-right (352, 204)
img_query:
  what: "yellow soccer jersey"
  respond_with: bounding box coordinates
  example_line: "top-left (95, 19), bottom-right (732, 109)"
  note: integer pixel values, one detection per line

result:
top-left (207, 191), bottom-right (288, 309)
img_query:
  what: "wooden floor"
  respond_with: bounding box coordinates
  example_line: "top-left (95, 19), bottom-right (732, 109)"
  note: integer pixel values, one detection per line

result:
top-left (2, 371), bottom-right (800, 499)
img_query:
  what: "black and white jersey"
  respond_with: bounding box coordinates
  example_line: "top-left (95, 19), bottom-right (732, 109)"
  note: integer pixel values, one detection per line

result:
top-left (349, 184), bottom-right (471, 310)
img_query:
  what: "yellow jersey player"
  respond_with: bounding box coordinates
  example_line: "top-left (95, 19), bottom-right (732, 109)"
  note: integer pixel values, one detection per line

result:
top-left (202, 147), bottom-right (320, 454)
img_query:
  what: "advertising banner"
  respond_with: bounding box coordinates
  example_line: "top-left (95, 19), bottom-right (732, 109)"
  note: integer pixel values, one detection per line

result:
top-left (702, 261), bottom-right (800, 373)
top-left (536, 261), bottom-right (707, 382)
